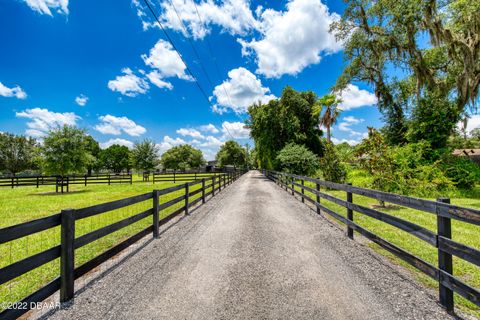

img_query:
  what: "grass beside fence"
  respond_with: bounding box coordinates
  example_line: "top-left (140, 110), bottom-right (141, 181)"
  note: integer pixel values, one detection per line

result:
top-left (0, 175), bottom-right (216, 312)
top-left (297, 180), bottom-right (480, 317)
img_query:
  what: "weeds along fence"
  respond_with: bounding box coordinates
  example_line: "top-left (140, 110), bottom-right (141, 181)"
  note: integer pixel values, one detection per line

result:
top-left (262, 170), bottom-right (480, 313)
top-left (0, 170), bottom-right (245, 320)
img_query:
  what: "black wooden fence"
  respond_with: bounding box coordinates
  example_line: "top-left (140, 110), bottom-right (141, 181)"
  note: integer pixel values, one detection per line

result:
top-left (0, 170), bottom-right (245, 320)
top-left (262, 170), bottom-right (480, 313)
top-left (152, 172), bottom-right (222, 184)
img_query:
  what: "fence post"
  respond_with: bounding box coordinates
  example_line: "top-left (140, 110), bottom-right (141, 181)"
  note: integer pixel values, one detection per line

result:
top-left (301, 179), bottom-right (305, 203)
top-left (153, 190), bottom-right (159, 238)
top-left (346, 183), bottom-right (353, 239)
top-left (108, 174), bottom-right (111, 185)
top-left (291, 177), bottom-right (294, 196)
top-left (202, 178), bottom-right (206, 204)
top-left (66, 176), bottom-right (69, 193)
top-left (316, 179), bottom-right (320, 215)
top-left (37, 176), bottom-right (39, 188)
top-left (185, 183), bottom-right (190, 215)
top-left (130, 173), bottom-right (133, 185)
top-left (212, 176), bottom-right (215, 196)
top-left (174, 170), bottom-right (176, 183)
top-left (60, 208), bottom-right (75, 303)
top-left (437, 197), bottom-right (453, 312)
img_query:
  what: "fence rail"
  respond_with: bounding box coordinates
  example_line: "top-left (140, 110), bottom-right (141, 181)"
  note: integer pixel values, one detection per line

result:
top-left (0, 170), bottom-right (245, 320)
top-left (262, 169), bottom-right (480, 313)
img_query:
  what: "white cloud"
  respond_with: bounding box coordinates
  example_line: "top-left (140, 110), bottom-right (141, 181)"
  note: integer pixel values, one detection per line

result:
top-left (75, 94), bottom-right (88, 106)
top-left (108, 68), bottom-right (149, 97)
top-left (142, 39), bottom-right (192, 83)
top-left (199, 135), bottom-right (224, 148)
top-left (331, 137), bottom-right (361, 146)
top-left (100, 138), bottom-right (134, 149)
top-left (199, 123), bottom-right (219, 134)
top-left (157, 135), bottom-right (187, 154)
top-left (134, 0), bottom-right (258, 39)
top-left (212, 67), bottom-right (275, 114)
top-left (221, 121), bottom-right (250, 139)
top-left (336, 84), bottom-right (377, 110)
top-left (176, 128), bottom-right (204, 139)
top-left (95, 115), bottom-right (146, 136)
top-left (23, 0), bottom-right (69, 16)
top-left (0, 82), bottom-right (27, 99)
top-left (146, 71), bottom-right (173, 90)
top-left (337, 116), bottom-right (364, 136)
top-left (16, 108), bottom-right (80, 137)
top-left (238, 0), bottom-right (342, 78)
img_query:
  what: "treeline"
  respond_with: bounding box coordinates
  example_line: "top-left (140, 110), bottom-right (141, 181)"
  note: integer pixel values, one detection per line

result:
top-left (248, 0), bottom-right (480, 197)
top-left (0, 126), bottom-right (252, 177)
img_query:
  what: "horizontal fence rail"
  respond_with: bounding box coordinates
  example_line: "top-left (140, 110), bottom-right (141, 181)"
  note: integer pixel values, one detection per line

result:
top-left (0, 170), bottom-right (246, 319)
top-left (262, 169), bottom-right (480, 313)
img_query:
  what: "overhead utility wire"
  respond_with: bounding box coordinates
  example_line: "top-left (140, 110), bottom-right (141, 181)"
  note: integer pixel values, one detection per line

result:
top-left (191, 0), bottom-right (247, 122)
top-left (141, 0), bottom-right (235, 140)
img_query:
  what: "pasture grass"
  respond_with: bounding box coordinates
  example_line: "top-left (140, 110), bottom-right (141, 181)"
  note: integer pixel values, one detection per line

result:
top-left (297, 179), bottom-right (480, 318)
top-left (0, 175), bottom-right (218, 312)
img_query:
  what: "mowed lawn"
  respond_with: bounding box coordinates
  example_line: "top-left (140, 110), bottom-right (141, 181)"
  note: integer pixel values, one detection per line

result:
top-left (298, 180), bottom-right (480, 317)
top-left (0, 174), bottom-right (216, 312)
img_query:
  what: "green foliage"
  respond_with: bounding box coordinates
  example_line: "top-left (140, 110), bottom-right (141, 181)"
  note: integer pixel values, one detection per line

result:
top-left (319, 142), bottom-right (347, 183)
top-left (132, 139), bottom-right (159, 172)
top-left (160, 144), bottom-right (205, 170)
top-left (248, 86), bottom-right (323, 169)
top-left (334, 142), bottom-right (355, 164)
top-left (0, 133), bottom-right (38, 175)
top-left (42, 125), bottom-right (89, 176)
top-left (99, 144), bottom-right (132, 173)
top-left (440, 155), bottom-right (480, 189)
top-left (215, 140), bottom-right (246, 168)
top-left (84, 135), bottom-right (101, 174)
top-left (276, 143), bottom-right (320, 176)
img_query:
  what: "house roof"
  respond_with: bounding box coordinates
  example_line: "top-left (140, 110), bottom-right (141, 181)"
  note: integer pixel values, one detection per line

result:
top-left (452, 149), bottom-right (480, 157)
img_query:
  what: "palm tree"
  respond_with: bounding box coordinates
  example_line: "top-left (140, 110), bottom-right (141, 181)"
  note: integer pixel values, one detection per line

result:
top-left (316, 94), bottom-right (342, 143)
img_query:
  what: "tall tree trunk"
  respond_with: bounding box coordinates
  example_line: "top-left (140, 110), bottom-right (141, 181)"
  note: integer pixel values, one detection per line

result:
top-left (327, 126), bottom-right (331, 143)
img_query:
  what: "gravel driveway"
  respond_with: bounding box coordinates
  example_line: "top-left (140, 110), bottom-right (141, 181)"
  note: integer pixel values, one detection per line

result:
top-left (48, 170), bottom-right (452, 320)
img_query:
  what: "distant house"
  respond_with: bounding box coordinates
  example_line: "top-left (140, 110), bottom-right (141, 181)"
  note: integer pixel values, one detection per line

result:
top-left (206, 160), bottom-right (217, 172)
top-left (452, 149), bottom-right (480, 165)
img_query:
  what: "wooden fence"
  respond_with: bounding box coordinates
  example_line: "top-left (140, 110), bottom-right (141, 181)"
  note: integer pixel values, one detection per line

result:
top-left (0, 174), bottom-right (133, 191)
top-left (152, 172), bottom-right (222, 183)
top-left (262, 169), bottom-right (480, 313)
top-left (0, 170), bottom-right (245, 320)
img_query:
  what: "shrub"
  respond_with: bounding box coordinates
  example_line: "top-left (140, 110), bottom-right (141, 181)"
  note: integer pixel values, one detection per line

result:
top-left (440, 155), bottom-right (480, 189)
top-left (320, 142), bottom-right (347, 183)
top-left (276, 143), bottom-right (320, 176)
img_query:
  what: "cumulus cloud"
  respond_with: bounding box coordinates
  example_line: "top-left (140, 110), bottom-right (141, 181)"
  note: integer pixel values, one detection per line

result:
top-left (16, 108), bottom-right (80, 137)
top-left (212, 67), bottom-right (275, 114)
top-left (156, 135), bottom-right (187, 154)
top-left (100, 138), bottom-right (134, 149)
top-left (199, 123), bottom-right (219, 134)
top-left (133, 0), bottom-right (257, 39)
top-left (238, 0), bottom-right (342, 78)
top-left (22, 0), bottom-right (69, 16)
top-left (337, 116), bottom-right (364, 136)
top-left (221, 121), bottom-right (250, 139)
top-left (0, 82), bottom-right (27, 99)
top-left (95, 115), bottom-right (146, 136)
top-left (336, 84), bottom-right (377, 110)
top-left (142, 39), bottom-right (192, 89)
top-left (75, 94), bottom-right (88, 106)
top-left (176, 128), bottom-right (204, 139)
top-left (108, 68), bottom-right (149, 97)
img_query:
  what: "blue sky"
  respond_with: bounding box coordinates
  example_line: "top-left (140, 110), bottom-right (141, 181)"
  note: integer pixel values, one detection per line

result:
top-left (0, 0), bottom-right (384, 160)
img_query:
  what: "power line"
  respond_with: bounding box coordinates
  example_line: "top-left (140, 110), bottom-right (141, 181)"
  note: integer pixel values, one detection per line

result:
top-left (141, 0), bottom-right (236, 140)
top-left (191, 0), bottom-right (247, 122)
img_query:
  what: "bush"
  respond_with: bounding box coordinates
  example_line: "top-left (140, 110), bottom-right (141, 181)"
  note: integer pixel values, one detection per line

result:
top-left (276, 143), bottom-right (320, 176)
top-left (440, 155), bottom-right (480, 189)
top-left (320, 142), bottom-right (347, 183)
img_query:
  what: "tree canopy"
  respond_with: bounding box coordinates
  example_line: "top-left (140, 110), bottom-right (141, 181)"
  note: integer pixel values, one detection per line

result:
top-left (0, 133), bottom-right (38, 176)
top-left (276, 143), bottom-right (320, 176)
top-left (99, 144), bottom-right (132, 173)
top-left (160, 144), bottom-right (205, 170)
top-left (132, 139), bottom-right (159, 172)
top-left (248, 87), bottom-right (324, 169)
top-left (216, 140), bottom-right (247, 168)
top-left (42, 125), bottom-right (89, 176)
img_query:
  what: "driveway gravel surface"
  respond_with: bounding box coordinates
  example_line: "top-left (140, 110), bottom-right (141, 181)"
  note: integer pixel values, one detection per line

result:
top-left (48, 171), bottom-right (453, 320)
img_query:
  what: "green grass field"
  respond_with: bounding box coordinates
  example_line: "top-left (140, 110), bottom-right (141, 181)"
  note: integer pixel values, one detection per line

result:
top-left (296, 178), bottom-right (480, 317)
top-left (0, 174), bottom-right (217, 312)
